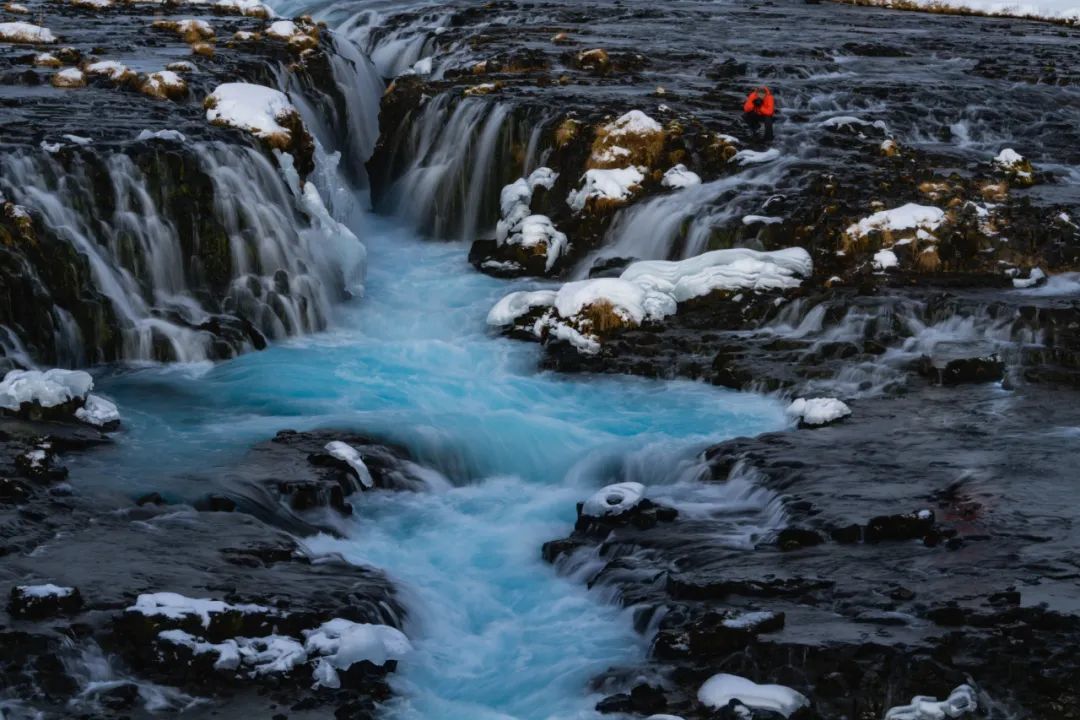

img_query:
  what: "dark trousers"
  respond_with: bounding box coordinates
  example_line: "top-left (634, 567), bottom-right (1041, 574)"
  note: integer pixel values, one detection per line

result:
top-left (743, 112), bottom-right (774, 141)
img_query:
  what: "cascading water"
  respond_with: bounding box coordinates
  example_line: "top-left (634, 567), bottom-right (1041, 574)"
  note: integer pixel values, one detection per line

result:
top-left (74, 214), bottom-right (790, 718)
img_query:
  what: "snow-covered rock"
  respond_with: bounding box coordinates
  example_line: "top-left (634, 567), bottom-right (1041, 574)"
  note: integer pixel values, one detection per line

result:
top-left (85, 60), bottom-right (134, 82)
top-left (884, 684), bottom-right (978, 720)
top-left (324, 440), bottom-right (374, 489)
top-left (264, 19), bottom-right (317, 49)
top-left (590, 110), bottom-right (665, 169)
top-left (0, 369), bottom-right (92, 412)
top-left (1012, 267), bottom-right (1046, 289)
top-left (9, 584), bottom-right (83, 618)
top-left (873, 248), bottom-right (899, 271)
top-left (152, 18), bottom-right (214, 42)
top-left (0, 21), bottom-right (56, 43)
top-left (582, 482), bottom-right (645, 518)
top-left (493, 168), bottom-right (567, 272)
top-left (136, 129), bottom-right (188, 142)
top-left (74, 393), bottom-right (120, 428)
top-left (51, 67), bottom-right (85, 88)
top-left (698, 673), bottom-right (808, 717)
top-left (140, 70), bottom-right (188, 99)
top-left (214, 0), bottom-right (273, 18)
top-left (862, 0), bottom-right (1079, 22)
top-left (847, 203), bottom-right (945, 239)
top-left (486, 290), bottom-right (558, 327)
top-left (786, 397), bottom-right (852, 427)
top-left (567, 167), bottom-right (645, 213)
top-left (128, 592), bottom-right (276, 628)
top-left (157, 629), bottom-right (243, 671)
top-left (490, 247), bottom-right (812, 353)
top-left (661, 164), bottom-right (702, 189)
top-left (305, 619), bottom-right (411, 688)
top-left (205, 83), bottom-right (299, 145)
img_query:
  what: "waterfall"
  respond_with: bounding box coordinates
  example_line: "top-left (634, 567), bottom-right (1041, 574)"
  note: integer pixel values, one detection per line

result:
top-left (373, 96), bottom-right (546, 241)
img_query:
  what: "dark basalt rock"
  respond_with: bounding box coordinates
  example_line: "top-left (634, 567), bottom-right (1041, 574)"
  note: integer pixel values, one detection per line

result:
top-left (8, 585), bottom-right (84, 619)
top-left (919, 353), bottom-right (1006, 385)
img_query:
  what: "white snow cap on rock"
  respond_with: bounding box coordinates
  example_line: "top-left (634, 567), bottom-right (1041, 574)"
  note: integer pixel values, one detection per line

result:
top-left (787, 397), bottom-right (852, 426)
top-left (305, 619), bottom-right (411, 688)
top-left (486, 290), bottom-right (558, 326)
top-left (158, 629), bottom-right (243, 671)
top-left (324, 441), bottom-right (374, 489)
top-left (0, 369), bottom-right (93, 411)
top-left (488, 247), bottom-right (812, 354)
top-left (129, 592), bottom-right (274, 628)
top-left (994, 148), bottom-right (1025, 167)
top-left (662, 164), bottom-right (702, 189)
top-left (847, 203), bottom-right (945, 238)
top-left (863, 0), bottom-right (1079, 21)
top-left (205, 83), bottom-right (297, 142)
top-left (17, 584), bottom-right (76, 598)
top-left (74, 394), bottom-right (120, 427)
top-left (884, 684), bottom-right (978, 720)
top-left (567, 167), bottom-right (644, 213)
top-left (604, 109), bottom-right (662, 136)
top-left (0, 22), bottom-right (57, 43)
top-left (85, 60), bottom-right (131, 80)
top-left (582, 482), bottom-right (645, 518)
top-left (136, 129), bottom-right (187, 142)
top-left (698, 673), bottom-right (809, 717)
top-left (873, 248), bottom-right (899, 271)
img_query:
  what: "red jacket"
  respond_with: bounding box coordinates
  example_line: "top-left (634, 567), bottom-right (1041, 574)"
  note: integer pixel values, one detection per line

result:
top-left (743, 88), bottom-right (775, 117)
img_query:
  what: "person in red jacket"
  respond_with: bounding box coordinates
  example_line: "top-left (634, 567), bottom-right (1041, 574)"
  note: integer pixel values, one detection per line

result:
top-left (743, 86), bottom-right (775, 142)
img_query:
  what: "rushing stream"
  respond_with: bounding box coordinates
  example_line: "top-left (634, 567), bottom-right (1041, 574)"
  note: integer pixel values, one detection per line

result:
top-left (75, 213), bottom-right (789, 719)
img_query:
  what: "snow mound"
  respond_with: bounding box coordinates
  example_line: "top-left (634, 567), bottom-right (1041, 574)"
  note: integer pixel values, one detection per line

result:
top-left (205, 83), bottom-right (297, 143)
top-left (884, 684), bottom-right (978, 720)
top-left (490, 248), bottom-right (812, 353)
top-left (862, 0), bottom-right (1079, 22)
top-left (85, 60), bottom-right (132, 81)
top-left (0, 369), bottom-right (93, 411)
top-left (0, 21), bottom-right (57, 43)
top-left (17, 584), bottom-right (76, 598)
top-left (141, 70), bottom-right (187, 99)
top-left (52, 67), bottom-right (85, 87)
top-left (324, 440), bottom-right (374, 489)
top-left (787, 397), bottom-right (852, 426)
top-left (847, 203), bottom-right (945, 238)
top-left (567, 167), bottom-right (644, 213)
top-left (129, 592), bottom-right (275, 628)
top-left (662, 164), bottom-right (702, 189)
top-left (994, 148), bottom-right (1024, 167)
top-left (137, 129), bottom-right (187, 142)
top-left (582, 482), bottom-right (645, 518)
top-left (305, 619), bottom-right (412, 688)
top-left (698, 673), bottom-right (809, 717)
top-left (74, 394), bottom-right (120, 428)
top-left (604, 109), bottom-right (662, 136)
top-left (486, 290), bottom-right (557, 326)
top-left (873, 248), bottom-right (899, 271)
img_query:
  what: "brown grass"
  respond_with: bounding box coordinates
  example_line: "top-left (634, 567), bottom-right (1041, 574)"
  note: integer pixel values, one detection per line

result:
top-left (578, 300), bottom-right (631, 334)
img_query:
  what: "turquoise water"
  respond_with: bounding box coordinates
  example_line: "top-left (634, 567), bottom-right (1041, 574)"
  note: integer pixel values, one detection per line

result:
top-left (81, 215), bottom-right (789, 719)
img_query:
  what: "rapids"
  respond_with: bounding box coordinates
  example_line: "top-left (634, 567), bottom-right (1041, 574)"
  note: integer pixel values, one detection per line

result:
top-left (75, 215), bottom-right (789, 719)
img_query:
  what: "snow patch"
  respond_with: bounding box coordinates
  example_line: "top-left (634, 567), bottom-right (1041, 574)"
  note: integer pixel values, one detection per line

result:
top-left (603, 109), bottom-right (662, 136)
top-left (873, 248), bottom-right (899, 271)
top-left (661, 164), bottom-right (702, 189)
top-left (486, 290), bottom-right (557, 327)
top-left (17, 584), bottom-right (76, 598)
top-left (0, 369), bottom-right (93, 411)
top-left (884, 684), bottom-right (978, 720)
top-left (324, 440), bottom-right (374, 489)
top-left (0, 21), bottom-right (56, 43)
top-left (567, 167), bottom-right (644, 213)
top-left (74, 394), bottom-right (120, 428)
top-left (582, 482), bottom-right (645, 518)
top-left (847, 203), bottom-right (945, 238)
top-left (136, 129), bottom-right (187, 142)
top-left (786, 397), bottom-right (852, 426)
top-left (305, 619), bottom-right (411, 688)
top-left (129, 592), bottom-right (274, 628)
top-left (698, 674), bottom-right (808, 717)
top-left (205, 83), bottom-right (297, 143)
